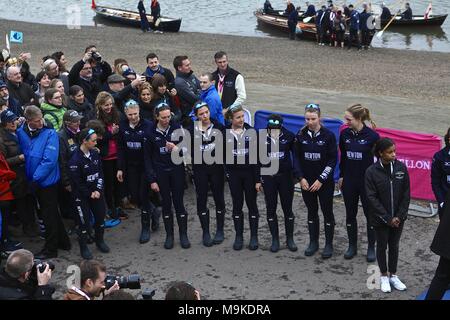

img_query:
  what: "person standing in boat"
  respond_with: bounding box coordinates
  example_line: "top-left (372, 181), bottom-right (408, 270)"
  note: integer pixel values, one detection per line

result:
top-left (263, 0), bottom-right (275, 14)
top-left (401, 3), bottom-right (413, 20)
top-left (138, 0), bottom-right (151, 33)
top-left (380, 3), bottom-right (392, 21)
top-left (303, 1), bottom-right (316, 18)
top-left (151, 0), bottom-right (163, 33)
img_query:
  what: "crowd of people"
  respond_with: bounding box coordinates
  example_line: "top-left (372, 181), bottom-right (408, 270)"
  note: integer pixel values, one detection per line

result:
top-left (264, 1), bottom-right (415, 50)
top-left (0, 41), bottom-right (449, 300)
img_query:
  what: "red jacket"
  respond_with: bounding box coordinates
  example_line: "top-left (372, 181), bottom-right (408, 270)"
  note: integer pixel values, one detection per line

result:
top-left (0, 153), bottom-right (16, 201)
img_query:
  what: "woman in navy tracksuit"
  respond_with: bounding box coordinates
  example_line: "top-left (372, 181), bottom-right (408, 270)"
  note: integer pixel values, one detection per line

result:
top-left (117, 100), bottom-right (158, 244)
top-left (295, 104), bottom-right (337, 259)
top-left (144, 103), bottom-right (189, 249)
top-left (365, 138), bottom-right (410, 293)
top-left (431, 127), bottom-right (450, 218)
top-left (224, 105), bottom-right (262, 251)
top-left (68, 128), bottom-right (110, 260)
top-left (339, 104), bottom-right (380, 262)
top-left (188, 101), bottom-right (226, 247)
top-left (261, 114), bottom-right (299, 253)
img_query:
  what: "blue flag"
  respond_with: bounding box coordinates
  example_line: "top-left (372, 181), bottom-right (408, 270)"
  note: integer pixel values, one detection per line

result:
top-left (10, 31), bottom-right (23, 44)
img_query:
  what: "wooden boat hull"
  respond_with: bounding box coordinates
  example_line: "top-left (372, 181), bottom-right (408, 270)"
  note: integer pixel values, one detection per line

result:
top-left (380, 14), bottom-right (447, 27)
top-left (94, 5), bottom-right (182, 32)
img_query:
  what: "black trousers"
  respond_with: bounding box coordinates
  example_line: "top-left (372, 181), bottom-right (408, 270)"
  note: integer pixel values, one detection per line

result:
top-left (342, 178), bottom-right (370, 225)
top-left (361, 30), bottom-right (371, 47)
top-left (35, 185), bottom-right (70, 252)
top-left (193, 165), bottom-right (225, 214)
top-left (157, 166), bottom-right (186, 216)
top-left (227, 169), bottom-right (259, 219)
top-left (375, 223), bottom-right (404, 274)
top-left (426, 256), bottom-right (450, 300)
top-left (262, 172), bottom-right (295, 221)
top-left (15, 194), bottom-right (37, 228)
top-left (348, 29), bottom-right (361, 49)
top-left (127, 164), bottom-right (156, 213)
top-left (74, 194), bottom-right (106, 231)
top-left (58, 185), bottom-right (76, 220)
top-left (102, 159), bottom-right (122, 214)
top-left (301, 180), bottom-right (335, 226)
top-left (0, 201), bottom-right (10, 241)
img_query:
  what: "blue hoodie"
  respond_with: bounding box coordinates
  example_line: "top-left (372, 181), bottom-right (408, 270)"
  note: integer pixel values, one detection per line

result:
top-left (17, 124), bottom-right (60, 188)
top-left (199, 85), bottom-right (225, 125)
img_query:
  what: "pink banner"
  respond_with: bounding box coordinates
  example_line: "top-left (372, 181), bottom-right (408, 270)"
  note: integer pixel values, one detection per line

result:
top-left (376, 128), bottom-right (442, 201)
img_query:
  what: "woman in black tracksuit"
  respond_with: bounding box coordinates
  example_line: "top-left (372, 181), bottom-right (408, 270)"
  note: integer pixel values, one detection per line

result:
top-left (144, 103), bottom-right (189, 249)
top-left (339, 104), bottom-right (380, 262)
top-left (261, 114), bottom-right (299, 253)
top-left (117, 100), bottom-right (158, 244)
top-left (68, 128), bottom-right (110, 260)
top-left (431, 127), bottom-right (450, 218)
top-left (295, 104), bottom-right (337, 259)
top-left (365, 138), bottom-right (410, 293)
top-left (188, 102), bottom-right (226, 247)
top-left (224, 105), bottom-right (262, 251)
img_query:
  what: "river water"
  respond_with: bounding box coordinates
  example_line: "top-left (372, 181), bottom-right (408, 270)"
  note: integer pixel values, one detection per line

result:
top-left (0, 0), bottom-right (448, 52)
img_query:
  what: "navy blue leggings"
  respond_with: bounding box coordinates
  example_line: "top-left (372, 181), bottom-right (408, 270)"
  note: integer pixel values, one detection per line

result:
top-left (301, 180), bottom-right (335, 225)
top-left (156, 166), bottom-right (186, 216)
top-left (74, 195), bottom-right (106, 230)
top-left (227, 169), bottom-right (259, 218)
top-left (127, 164), bottom-right (156, 213)
top-left (262, 172), bottom-right (295, 220)
top-left (193, 164), bottom-right (225, 214)
top-left (342, 178), bottom-right (370, 225)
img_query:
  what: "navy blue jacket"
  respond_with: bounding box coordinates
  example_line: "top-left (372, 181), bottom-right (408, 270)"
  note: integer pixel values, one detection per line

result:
top-left (117, 118), bottom-right (153, 171)
top-left (288, 10), bottom-right (299, 27)
top-left (295, 126), bottom-right (337, 184)
top-left (188, 119), bottom-right (225, 168)
top-left (144, 121), bottom-right (185, 183)
top-left (401, 8), bottom-right (412, 20)
top-left (349, 10), bottom-right (360, 30)
top-left (305, 5), bottom-right (316, 17)
top-left (316, 9), bottom-right (324, 27)
top-left (339, 126), bottom-right (379, 183)
top-left (381, 7), bottom-right (392, 20)
top-left (261, 127), bottom-right (300, 177)
top-left (224, 123), bottom-right (261, 182)
top-left (359, 10), bottom-right (372, 31)
top-left (68, 148), bottom-right (104, 199)
top-left (431, 147), bottom-right (450, 205)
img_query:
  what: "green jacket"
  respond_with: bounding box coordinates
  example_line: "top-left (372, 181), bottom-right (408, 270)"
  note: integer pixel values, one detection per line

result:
top-left (41, 102), bottom-right (67, 131)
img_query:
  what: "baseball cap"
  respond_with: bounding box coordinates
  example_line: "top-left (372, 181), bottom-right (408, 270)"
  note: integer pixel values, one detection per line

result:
top-left (63, 110), bottom-right (83, 122)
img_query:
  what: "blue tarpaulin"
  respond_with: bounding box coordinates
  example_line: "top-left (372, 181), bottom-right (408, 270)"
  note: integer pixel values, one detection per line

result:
top-left (254, 110), bottom-right (344, 182)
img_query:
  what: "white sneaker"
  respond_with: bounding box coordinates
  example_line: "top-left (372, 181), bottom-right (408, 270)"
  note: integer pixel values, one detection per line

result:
top-left (389, 275), bottom-right (407, 291)
top-left (380, 276), bottom-right (391, 293)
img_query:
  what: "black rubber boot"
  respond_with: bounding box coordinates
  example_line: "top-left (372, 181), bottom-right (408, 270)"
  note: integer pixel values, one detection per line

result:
top-left (344, 223), bottom-right (358, 260)
top-left (94, 226), bottom-right (110, 253)
top-left (322, 222), bottom-right (334, 259)
top-left (139, 210), bottom-right (151, 244)
top-left (163, 214), bottom-right (174, 249)
top-left (267, 216), bottom-right (280, 253)
top-left (177, 213), bottom-right (191, 249)
top-left (233, 214), bottom-right (244, 251)
top-left (212, 209), bottom-right (225, 245)
top-left (366, 225), bottom-right (376, 263)
top-left (285, 216), bottom-right (298, 252)
top-left (151, 207), bottom-right (161, 232)
top-left (305, 220), bottom-right (319, 256)
top-left (198, 210), bottom-right (213, 247)
top-left (78, 230), bottom-right (93, 260)
top-left (248, 215), bottom-right (259, 250)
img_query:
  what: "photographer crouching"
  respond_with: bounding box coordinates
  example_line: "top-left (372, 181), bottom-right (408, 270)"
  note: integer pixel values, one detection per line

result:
top-left (0, 249), bottom-right (55, 300)
top-left (64, 260), bottom-right (120, 300)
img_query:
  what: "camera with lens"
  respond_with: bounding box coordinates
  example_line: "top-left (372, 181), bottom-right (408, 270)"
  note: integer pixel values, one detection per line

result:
top-left (142, 288), bottom-right (156, 300)
top-left (28, 259), bottom-right (55, 286)
top-left (105, 274), bottom-right (141, 290)
top-left (91, 51), bottom-right (102, 63)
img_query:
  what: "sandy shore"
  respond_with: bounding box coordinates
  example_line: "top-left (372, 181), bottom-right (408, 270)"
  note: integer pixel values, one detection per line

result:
top-left (0, 19), bottom-right (448, 300)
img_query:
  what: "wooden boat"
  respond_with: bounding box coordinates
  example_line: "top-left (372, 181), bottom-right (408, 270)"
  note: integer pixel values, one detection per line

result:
top-left (380, 14), bottom-right (447, 27)
top-left (92, 1), bottom-right (182, 32)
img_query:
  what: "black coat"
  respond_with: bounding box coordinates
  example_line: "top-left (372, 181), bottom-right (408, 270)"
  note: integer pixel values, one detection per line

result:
top-left (430, 192), bottom-right (450, 260)
top-left (365, 160), bottom-right (410, 227)
top-left (0, 271), bottom-right (54, 300)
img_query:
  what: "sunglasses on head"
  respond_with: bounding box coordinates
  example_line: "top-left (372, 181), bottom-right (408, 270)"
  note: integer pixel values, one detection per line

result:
top-left (155, 102), bottom-right (169, 110)
top-left (305, 103), bottom-right (320, 111)
top-left (194, 102), bottom-right (208, 110)
top-left (125, 99), bottom-right (138, 108)
top-left (85, 128), bottom-right (95, 141)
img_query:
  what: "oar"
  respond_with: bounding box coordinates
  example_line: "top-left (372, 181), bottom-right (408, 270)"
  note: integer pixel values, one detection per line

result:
top-left (376, 1), bottom-right (404, 38)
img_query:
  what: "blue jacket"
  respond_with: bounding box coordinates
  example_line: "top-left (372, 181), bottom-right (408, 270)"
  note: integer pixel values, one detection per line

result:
top-left (199, 85), bottom-right (225, 125)
top-left (7, 96), bottom-right (23, 117)
top-left (288, 10), bottom-right (299, 26)
top-left (315, 9), bottom-right (324, 27)
top-left (144, 121), bottom-right (185, 183)
top-left (305, 5), bottom-right (316, 17)
top-left (17, 124), bottom-right (60, 188)
top-left (295, 126), bottom-right (337, 184)
top-left (359, 10), bottom-right (372, 31)
top-left (349, 10), bottom-right (360, 30)
top-left (117, 118), bottom-right (153, 171)
top-left (339, 126), bottom-right (379, 183)
top-left (431, 147), bottom-right (450, 205)
top-left (68, 148), bottom-right (104, 199)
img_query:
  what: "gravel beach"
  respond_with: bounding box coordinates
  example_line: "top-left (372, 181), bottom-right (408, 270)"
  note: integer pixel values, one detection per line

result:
top-left (1, 18), bottom-right (449, 300)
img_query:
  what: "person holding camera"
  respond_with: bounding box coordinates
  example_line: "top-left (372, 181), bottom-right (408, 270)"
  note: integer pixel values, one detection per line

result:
top-left (68, 46), bottom-right (112, 105)
top-left (0, 249), bottom-right (54, 300)
top-left (63, 260), bottom-right (119, 300)
top-left (107, 73), bottom-right (144, 113)
top-left (68, 127), bottom-right (111, 260)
